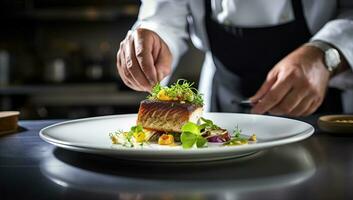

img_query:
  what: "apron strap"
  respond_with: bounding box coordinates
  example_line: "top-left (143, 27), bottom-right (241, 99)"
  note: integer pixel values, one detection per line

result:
top-left (291, 0), bottom-right (306, 21)
top-left (205, 0), bottom-right (212, 20)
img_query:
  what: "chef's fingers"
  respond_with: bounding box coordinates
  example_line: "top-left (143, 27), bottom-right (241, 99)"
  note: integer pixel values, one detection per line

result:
top-left (268, 84), bottom-right (309, 115)
top-left (116, 48), bottom-right (124, 80)
top-left (125, 32), bottom-right (152, 92)
top-left (116, 48), bottom-right (122, 73)
top-left (133, 29), bottom-right (158, 85)
top-left (251, 74), bottom-right (292, 114)
top-left (117, 32), bottom-right (144, 91)
top-left (118, 45), bottom-right (141, 91)
top-left (250, 72), bottom-right (277, 103)
top-left (287, 95), bottom-right (314, 117)
top-left (154, 43), bottom-right (172, 81)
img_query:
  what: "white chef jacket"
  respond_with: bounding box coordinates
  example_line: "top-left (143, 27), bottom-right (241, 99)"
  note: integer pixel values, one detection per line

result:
top-left (132, 0), bottom-right (353, 111)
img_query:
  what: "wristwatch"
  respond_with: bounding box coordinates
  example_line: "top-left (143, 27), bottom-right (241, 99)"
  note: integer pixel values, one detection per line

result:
top-left (306, 40), bottom-right (341, 73)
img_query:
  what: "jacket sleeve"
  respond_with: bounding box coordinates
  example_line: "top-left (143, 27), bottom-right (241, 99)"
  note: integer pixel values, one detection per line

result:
top-left (311, 0), bottom-right (353, 69)
top-left (132, 0), bottom-right (190, 70)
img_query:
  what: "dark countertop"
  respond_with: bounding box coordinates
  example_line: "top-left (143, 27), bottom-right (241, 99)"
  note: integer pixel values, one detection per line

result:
top-left (0, 117), bottom-right (353, 200)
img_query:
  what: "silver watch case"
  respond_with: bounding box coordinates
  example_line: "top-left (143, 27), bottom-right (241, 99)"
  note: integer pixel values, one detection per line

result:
top-left (324, 48), bottom-right (341, 72)
top-left (307, 40), bottom-right (341, 72)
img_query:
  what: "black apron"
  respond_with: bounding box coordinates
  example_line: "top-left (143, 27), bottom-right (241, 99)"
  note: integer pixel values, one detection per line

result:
top-left (205, 0), bottom-right (342, 114)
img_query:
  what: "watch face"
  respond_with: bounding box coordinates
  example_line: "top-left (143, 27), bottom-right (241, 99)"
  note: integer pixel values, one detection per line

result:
top-left (325, 48), bottom-right (341, 72)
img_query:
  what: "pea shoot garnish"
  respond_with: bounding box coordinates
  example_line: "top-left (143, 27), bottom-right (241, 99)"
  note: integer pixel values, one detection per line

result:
top-left (148, 79), bottom-right (204, 106)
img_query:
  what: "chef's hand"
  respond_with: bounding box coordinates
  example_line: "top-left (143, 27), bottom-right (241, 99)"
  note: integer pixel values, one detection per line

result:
top-left (116, 28), bottom-right (172, 91)
top-left (250, 45), bottom-right (330, 116)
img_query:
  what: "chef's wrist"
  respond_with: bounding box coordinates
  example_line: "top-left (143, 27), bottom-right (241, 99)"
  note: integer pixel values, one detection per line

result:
top-left (305, 40), bottom-right (349, 77)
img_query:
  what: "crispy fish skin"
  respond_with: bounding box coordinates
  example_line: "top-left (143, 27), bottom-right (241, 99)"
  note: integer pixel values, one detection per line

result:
top-left (137, 99), bottom-right (203, 133)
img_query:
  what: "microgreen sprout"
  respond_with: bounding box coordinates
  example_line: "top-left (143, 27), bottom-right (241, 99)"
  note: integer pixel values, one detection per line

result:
top-left (148, 79), bottom-right (204, 105)
top-left (233, 125), bottom-right (242, 138)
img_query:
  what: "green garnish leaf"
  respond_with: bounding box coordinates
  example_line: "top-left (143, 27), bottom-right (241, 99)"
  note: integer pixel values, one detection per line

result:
top-left (196, 136), bottom-right (207, 148)
top-left (200, 117), bottom-right (220, 130)
top-left (181, 131), bottom-right (197, 149)
top-left (181, 122), bottom-right (200, 135)
top-left (180, 122), bottom-right (208, 149)
top-left (131, 124), bottom-right (143, 133)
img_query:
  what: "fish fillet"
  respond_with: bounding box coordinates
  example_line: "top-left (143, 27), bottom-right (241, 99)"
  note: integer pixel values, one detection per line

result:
top-left (137, 99), bottom-right (203, 133)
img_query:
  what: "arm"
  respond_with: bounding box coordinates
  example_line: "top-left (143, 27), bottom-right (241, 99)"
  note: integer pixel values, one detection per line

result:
top-left (251, 1), bottom-right (353, 116)
top-left (311, 0), bottom-right (353, 70)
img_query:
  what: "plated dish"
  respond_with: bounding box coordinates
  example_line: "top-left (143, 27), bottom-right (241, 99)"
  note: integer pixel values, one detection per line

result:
top-left (39, 80), bottom-right (315, 162)
top-left (109, 80), bottom-right (256, 149)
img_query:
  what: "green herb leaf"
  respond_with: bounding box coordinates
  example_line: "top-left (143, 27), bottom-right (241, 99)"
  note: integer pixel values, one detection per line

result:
top-left (181, 122), bottom-right (208, 149)
top-left (200, 117), bottom-right (213, 124)
top-left (196, 136), bottom-right (207, 148)
top-left (200, 117), bottom-right (220, 130)
top-left (181, 122), bottom-right (200, 135)
top-left (181, 131), bottom-right (197, 149)
top-left (131, 124), bottom-right (143, 133)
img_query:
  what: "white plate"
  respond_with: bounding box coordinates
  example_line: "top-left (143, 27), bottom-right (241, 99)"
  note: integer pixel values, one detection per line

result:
top-left (39, 113), bottom-right (314, 162)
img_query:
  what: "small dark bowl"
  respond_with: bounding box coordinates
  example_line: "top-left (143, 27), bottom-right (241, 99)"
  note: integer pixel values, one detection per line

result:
top-left (0, 111), bottom-right (20, 135)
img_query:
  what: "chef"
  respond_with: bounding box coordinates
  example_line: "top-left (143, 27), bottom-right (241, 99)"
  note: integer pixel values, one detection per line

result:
top-left (116, 0), bottom-right (353, 116)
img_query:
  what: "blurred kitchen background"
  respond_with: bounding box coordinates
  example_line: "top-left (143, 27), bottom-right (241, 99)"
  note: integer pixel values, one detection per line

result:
top-left (0, 0), bottom-right (204, 119)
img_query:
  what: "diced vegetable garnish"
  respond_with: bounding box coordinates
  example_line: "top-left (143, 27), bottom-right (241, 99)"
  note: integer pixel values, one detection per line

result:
top-left (133, 131), bottom-right (146, 143)
top-left (110, 134), bottom-right (119, 144)
top-left (249, 134), bottom-right (257, 142)
top-left (158, 134), bottom-right (175, 145)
